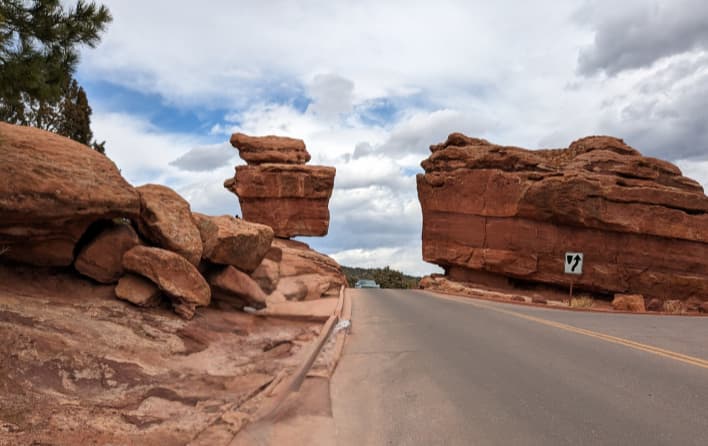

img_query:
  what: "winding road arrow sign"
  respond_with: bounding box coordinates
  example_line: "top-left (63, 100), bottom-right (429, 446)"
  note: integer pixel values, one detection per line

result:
top-left (564, 252), bottom-right (583, 275)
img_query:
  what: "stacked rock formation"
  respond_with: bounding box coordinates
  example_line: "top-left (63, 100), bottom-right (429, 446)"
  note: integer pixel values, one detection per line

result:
top-left (417, 133), bottom-right (708, 307)
top-left (224, 133), bottom-right (336, 238)
top-left (1, 123), bottom-right (346, 320)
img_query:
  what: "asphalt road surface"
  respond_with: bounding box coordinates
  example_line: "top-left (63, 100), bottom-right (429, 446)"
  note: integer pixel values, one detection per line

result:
top-left (331, 289), bottom-right (708, 446)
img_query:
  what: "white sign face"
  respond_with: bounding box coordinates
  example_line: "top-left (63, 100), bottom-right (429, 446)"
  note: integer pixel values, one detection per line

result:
top-left (564, 252), bottom-right (584, 275)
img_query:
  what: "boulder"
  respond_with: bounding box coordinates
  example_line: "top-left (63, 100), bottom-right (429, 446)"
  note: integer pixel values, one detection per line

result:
top-left (115, 273), bottom-right (162, 307)
top-left (611, 294), bottom-right (646, 312)
top-left (224, 164), bottom-right (335, 238)
top-left (194, 214), bottom-right (273, 272)
top-left (192, 212), bottom-right (219, 258)
top-left (122, 246), bottom-right (210, 319)
top-left (270, 239), bottom-right (347, 300)
top-left (75, 223), bottom-right (141, 283)
top-left (136, 184), bottom-right (203, 265)
top-left (230, 132), bottom-right (311, 165)
top-left (208, 265), bottom-right (267, 307)
top-left (251, 257), bottom-right (280, 294)
top-left (0, 122), bottom-right (140, 266)
top-left (417, 133), bottom-right (708, 304)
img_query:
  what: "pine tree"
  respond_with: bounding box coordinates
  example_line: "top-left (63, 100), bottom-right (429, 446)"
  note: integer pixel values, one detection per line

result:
top-left (0, 1), bottom-right (111, 152)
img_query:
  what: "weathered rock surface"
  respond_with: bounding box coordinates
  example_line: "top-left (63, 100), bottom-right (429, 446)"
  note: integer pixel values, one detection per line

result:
top-left (270, 239), bottom-right (347, 300)
top-left (194, 213), bottom-right (274, 272)
top-left (230, 132), bottom-right (311, 165)
top-left (115, 273), bottom-right (162, 307)
top-left (0, 122), bottom-right (140, 266)
top-left (123, 246), bottom-right (211, 319)
top-left (208, 265), bottom-right (267, 307)
top-left (136, 184), bottom-right (203, 265)
top-left (74, 223), bottom-right (141, 283)
top-left (225, 164), bottom-right (335, 238)
top-left (417, 134), bottom-right (708, 303)
top-left (0, 265), bottom-right (318, 445)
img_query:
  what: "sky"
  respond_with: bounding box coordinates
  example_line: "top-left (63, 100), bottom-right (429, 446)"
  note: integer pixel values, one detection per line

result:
top-left (74, 0), bottom-right (708, 276)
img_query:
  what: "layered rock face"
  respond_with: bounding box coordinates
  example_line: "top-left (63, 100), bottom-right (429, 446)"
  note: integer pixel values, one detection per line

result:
top-left (224, 133), bottom-right (335, 237)
top-left (0, 122), bottom-right (140, 266)
top-left (417, 133), bottom-right (708, 303)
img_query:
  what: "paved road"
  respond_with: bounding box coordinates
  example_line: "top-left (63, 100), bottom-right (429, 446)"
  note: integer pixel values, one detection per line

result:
top-left (331, 289), bottom-right (708, 445)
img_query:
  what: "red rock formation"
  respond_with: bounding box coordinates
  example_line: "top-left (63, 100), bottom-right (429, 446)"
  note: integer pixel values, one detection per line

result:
top-left (192, 213), bottom-right (274, 272)
top-left (270, 239), bottom-right (347, 301)
top-left (0, 122), bottom-right (140, 266)
top-left (224, 132), bottom-right (335, 238)
top-left (122, 246), bottom-right (211, 319)
top-left (230, 133), bottom-right (311, 165)
top-left (417, 134), bottom-right (708, 303)
top-left (75, 223), bottom-right (141, 283)
top-left (115, 273), bottom-right (162, 307)
top-left (136, 184), bottom-right (203, 265)
top-left (225, 164), bottom-right (335, 237)
top-left (208, 265), bottom-right (267, 308)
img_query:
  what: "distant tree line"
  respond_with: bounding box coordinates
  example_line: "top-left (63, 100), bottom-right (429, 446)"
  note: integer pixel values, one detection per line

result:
top-left (0, 0), bottom-right (111, 153)
top-left (342, 265), bottom-right (420, 289)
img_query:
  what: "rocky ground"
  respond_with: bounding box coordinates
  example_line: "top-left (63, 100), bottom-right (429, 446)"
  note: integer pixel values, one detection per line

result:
top-left (0, 265), bottom-right (325, 445)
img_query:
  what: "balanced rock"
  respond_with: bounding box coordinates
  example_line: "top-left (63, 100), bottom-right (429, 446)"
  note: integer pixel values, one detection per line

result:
top-left (208, 265), bottom-right (267, 308)
top-left (417, 134), bottom-right (708, 303)
top-left (230, 132), bottom-right (311, 165)
top-left (75, 223), bottom-right (141, 283)
top-left (193, 213), bottom-right (273, 272)
top-left (122, 246), bottom-right (210, 319)
top-left (225, 164), bottom-right (335, 237)
top-left (115, 273), bottom-right (162, 307)
top-left (0, 122), bottom-right (140, 266)
top-left (136, 184), bottom-right (203, 265)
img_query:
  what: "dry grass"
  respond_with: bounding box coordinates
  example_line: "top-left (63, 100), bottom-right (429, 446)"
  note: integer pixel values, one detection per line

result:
top-left (570, 296), bottom-right (594, 308)
top-left (662, 300), bottom-right (684, 314)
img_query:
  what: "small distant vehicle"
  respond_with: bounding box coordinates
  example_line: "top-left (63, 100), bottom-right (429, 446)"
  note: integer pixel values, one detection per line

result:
top-left (355, 279), bottom-right (380, 289)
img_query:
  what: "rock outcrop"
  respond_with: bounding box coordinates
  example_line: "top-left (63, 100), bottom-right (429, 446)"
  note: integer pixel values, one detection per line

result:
top-left (417, 134), bottom-right (708, 304)
top-left (224, 133), bottom-right (335, 238)
top-left (123, 246), bottom-right (211, 319)
top-left (0, 122), bottom-right (140, 266)
top-left (115, 273), bottom-right (162, 307)
top-left (136, 184), bottom-right (203, 265)
top-left (270, 239), bottom-right (347, 301)
top-left (230, 132), bottom-right (311, 165)
top-left (75, 223), bottom-right (141, 283)
top-left (193, 213), bottom-right (274, 272)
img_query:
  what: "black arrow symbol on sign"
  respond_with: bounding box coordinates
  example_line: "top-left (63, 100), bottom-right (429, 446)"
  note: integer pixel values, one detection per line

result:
top-left (571, 254), bottom-right (581, 272)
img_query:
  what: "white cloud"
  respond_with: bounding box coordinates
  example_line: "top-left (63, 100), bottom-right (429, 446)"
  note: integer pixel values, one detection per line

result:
top-left (79, 1), bottom-right (708, 276)
top-left (331, 246), bottom-right (442, 277)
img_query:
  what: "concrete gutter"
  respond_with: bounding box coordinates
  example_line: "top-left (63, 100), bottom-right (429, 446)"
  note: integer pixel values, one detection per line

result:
top-left (229, 286), bottom-right (350, 445)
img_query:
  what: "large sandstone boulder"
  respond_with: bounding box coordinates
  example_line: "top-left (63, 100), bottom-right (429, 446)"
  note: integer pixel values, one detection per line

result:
top-left (270, 239), bottom-right (347, 300)
top-left (224, 164), bottom-right (335, 237)
top-left (136, 184), bottom-right (203, 265)
top-left (230, 132), bottom-right (311, 165)
top-left (208, 265), bottom-right (267, 308)
top-left (122, 246), bottom-right (210, 319)
top-left (115, 273), bottom-right (162, 307)
top-left (193, 213), bottom-right (273, 272)
top-left (74, 223), bottom-right (141, 283)
top-left (417, 134), bottom-right (708, 303)
top-left (0, 122), bottom-right (140, 266)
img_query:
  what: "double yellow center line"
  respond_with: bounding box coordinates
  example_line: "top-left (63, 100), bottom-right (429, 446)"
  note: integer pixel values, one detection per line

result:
top-left (438, 293), bottom-right (708, 370)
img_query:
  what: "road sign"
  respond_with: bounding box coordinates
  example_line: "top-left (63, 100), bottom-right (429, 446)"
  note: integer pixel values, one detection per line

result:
top-left (564, 252), bottom-right (583, 275)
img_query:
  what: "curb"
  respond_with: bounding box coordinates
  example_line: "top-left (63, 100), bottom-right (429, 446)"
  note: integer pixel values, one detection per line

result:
top-left (240, 285), bottom-right (347, 423)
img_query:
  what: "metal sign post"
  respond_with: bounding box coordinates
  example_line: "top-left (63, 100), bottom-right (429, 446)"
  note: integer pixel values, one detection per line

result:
top-left (564, 252), bottom-right (583, 303)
